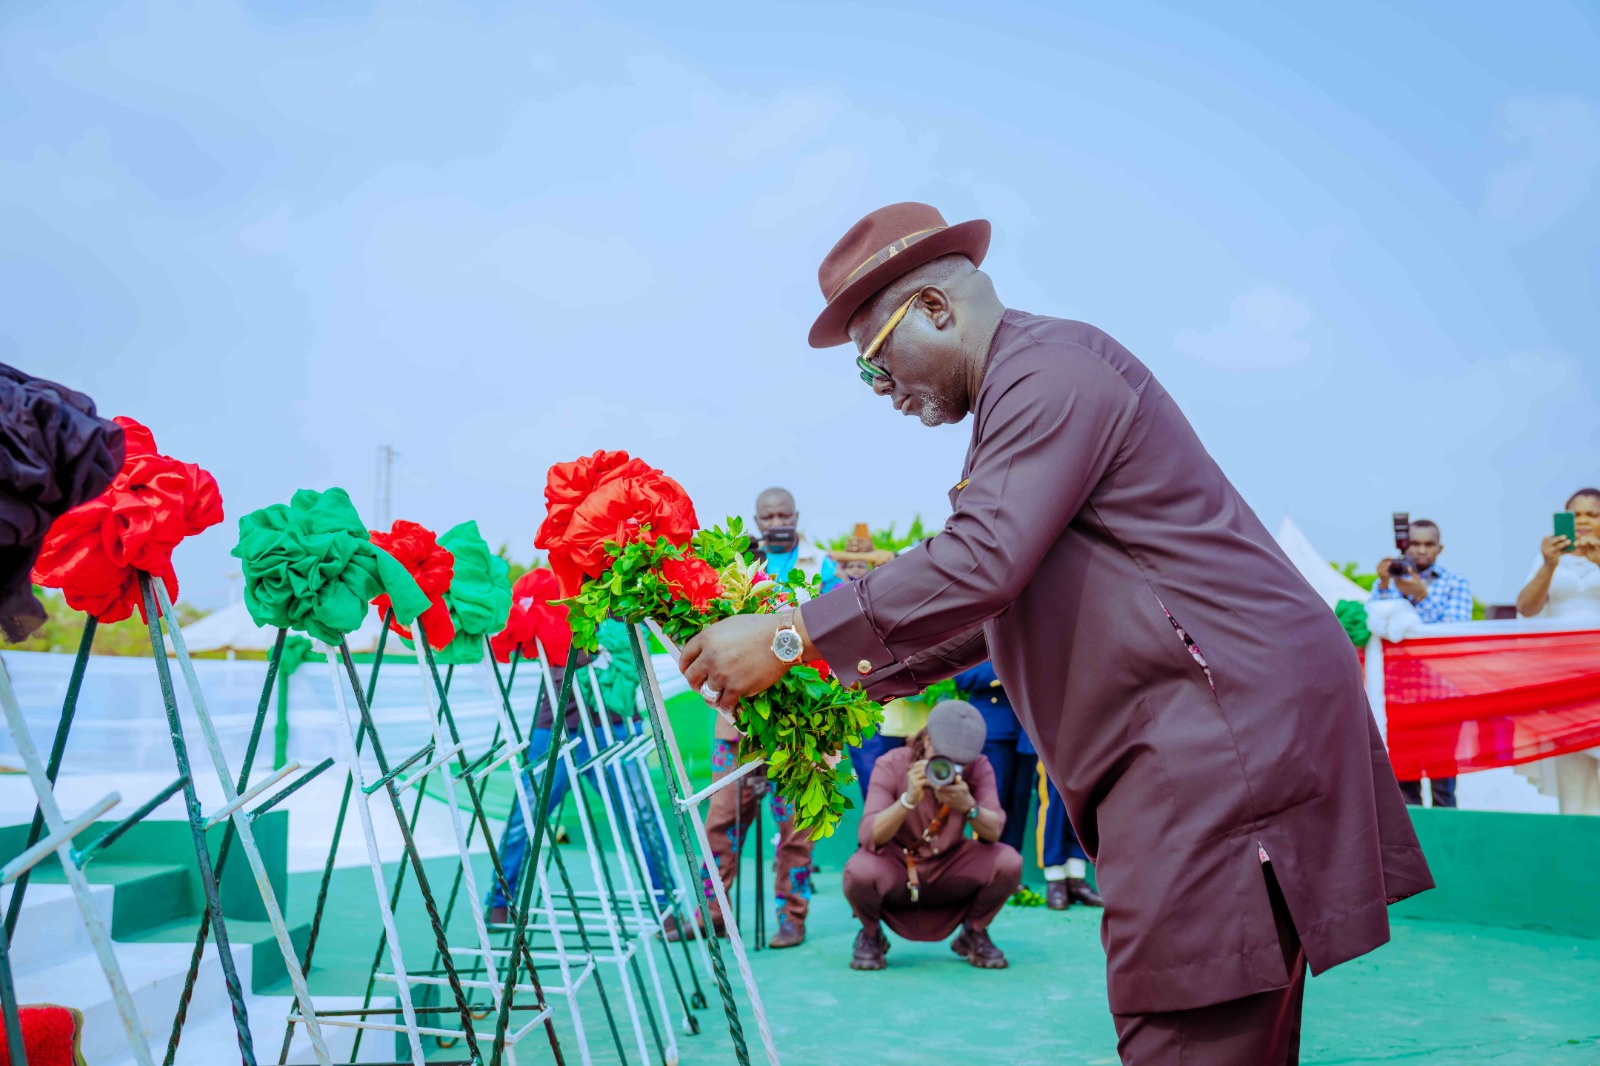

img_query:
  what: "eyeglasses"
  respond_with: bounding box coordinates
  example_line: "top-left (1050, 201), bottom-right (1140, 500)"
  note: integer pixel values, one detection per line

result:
top-left (854, 293), bottom-right (917, 388)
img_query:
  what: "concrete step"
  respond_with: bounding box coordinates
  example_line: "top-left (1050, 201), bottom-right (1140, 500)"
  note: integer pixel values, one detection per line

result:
top-left (1, 880), bottom-right (115, 975)
top-left (20, 859), bottom-right (195, 938)
top-left (13, 933), bottom-right (254, 1065)
top-left (127, 913), bottom-right (312, 994)
top-left (101, 993), bottom-right (402, 1066)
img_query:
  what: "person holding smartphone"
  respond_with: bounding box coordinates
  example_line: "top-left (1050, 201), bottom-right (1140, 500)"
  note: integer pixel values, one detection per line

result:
top-left (1513, 488), bottom-right (1600, 814)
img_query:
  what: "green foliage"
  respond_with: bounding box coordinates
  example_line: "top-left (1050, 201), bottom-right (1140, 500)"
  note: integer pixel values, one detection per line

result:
top-left (495, 542), bottom-right (544, 585)
top-left (906, 677), bottom-right (961, 706)
top-left (823, 515), bottom-right (934, 554)
top-left (1008, 886), bottom-right (1047, 908)
top-left (561, 516), bottom-right (882, 838)
top-left (11, 586), bottom-right (206, 656)
top-left (1335, 561), bottom-right (1378, 592)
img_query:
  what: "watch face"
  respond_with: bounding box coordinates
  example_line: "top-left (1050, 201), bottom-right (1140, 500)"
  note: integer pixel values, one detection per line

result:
top-left (773, 628), bottom-right (805, 662)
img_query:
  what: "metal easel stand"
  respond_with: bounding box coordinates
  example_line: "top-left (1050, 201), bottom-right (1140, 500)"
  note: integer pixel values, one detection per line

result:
top-left (377, 632), bottom-right (562, 1066)
top-left (450, 644), bottom-right (613, 1066)
top-left (576, 664), bottom-right (708, 1034)
top-left (483, 654), bottom-right (630, 1066)
top-left (630, 624), bottom-right (781, 1066)
top-left (0, 646), bottom-right (178, 1066)
top-left (299, 640), bottom-right (484, 1066)
top-left (131, 573), bottom-right (264, 1065)
top-left (549, 655), bottom-right (683, 1061)
top-left (521, 648), bottom-right (664, 1066)
top-left (151, 580), bottom-right (335, 1066)
top-left (276, 613), bottom-right (393, 1065)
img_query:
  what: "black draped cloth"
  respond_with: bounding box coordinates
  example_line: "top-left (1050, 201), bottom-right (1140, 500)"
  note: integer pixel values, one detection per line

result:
top-left (0, 364), bottom-right (125, 642)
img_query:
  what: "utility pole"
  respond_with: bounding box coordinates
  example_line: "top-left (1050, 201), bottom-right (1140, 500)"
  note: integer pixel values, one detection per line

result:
top-left (375, 444), bottom-right (397, 528)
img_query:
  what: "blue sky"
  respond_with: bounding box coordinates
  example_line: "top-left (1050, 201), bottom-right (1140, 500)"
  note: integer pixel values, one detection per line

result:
top-left (5, 0), bottom-right (1597, 608)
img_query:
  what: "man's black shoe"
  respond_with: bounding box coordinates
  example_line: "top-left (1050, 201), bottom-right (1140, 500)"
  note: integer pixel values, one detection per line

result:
top-left (1065, 877), bottom-right (1104, 907)
top-left (850, 927), bottom-right (889, 970)
top-left (951, 925), bottom-right (1008, 969)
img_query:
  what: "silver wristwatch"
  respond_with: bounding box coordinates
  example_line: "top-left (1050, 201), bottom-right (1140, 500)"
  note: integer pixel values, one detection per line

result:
top-left (771, 606), bottom-right (804, 664)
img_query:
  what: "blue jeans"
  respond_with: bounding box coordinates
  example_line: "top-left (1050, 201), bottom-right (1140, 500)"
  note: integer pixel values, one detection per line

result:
top-left (847, 732), bottom-right (907, 800)
top-left (489, 725), bottom-right (672, 909)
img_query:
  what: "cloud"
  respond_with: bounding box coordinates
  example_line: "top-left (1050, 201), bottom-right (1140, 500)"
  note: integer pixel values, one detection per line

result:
top-left (1172, 283), bottom-right (1314, 369)
top-left (1482, 96), bottom-right (1600, 233)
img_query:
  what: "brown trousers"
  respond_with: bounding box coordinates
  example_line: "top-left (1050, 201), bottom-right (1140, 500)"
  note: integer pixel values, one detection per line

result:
top-left (1113, 863), bottom-right (1307, 1065)
top-left (703, 739), bottom-right (815, 927)
top-left (842, 839), bottom-right (1022, 941)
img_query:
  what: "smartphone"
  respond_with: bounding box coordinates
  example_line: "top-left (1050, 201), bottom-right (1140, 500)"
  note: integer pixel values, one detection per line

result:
top-left (1554, 511), bottom-right (1577, 551)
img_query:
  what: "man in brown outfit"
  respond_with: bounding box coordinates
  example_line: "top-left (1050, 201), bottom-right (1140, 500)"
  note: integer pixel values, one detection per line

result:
top-left (843, 700), bottom-right (1023, 971)
top-left (681, 202), bottom-right (1434, 1064)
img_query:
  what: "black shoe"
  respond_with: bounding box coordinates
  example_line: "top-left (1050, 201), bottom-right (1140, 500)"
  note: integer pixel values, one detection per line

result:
top-left (850, 926), bottom-right (889, 970)
top-left (950, 925), bottom-right (1008, 969)
top-left (1046, 880), bottom-right (1071, 910)
top-left (1065, 877), bottom-right (1104, 907)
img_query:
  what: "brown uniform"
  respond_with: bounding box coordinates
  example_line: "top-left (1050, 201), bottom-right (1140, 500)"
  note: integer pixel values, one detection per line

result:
top-left (803, 312), bottom-right (1432, 1052)
top-left (842, 746), bottom-right (1022, 941)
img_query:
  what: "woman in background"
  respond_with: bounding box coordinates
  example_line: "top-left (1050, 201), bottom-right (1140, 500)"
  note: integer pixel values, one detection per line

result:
top-left (1514, 487), bottom-right (1600, 814)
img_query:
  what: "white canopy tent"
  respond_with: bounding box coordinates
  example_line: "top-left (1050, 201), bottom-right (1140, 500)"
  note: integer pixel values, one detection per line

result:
top-left (179, 600), bottom-right (387, 655)
top-left (1273, 515), bottom-right (1368, 608)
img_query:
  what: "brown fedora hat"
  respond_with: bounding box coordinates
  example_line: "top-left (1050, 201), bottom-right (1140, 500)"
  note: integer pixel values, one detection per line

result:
top-left (808, 202), bottom-right (991, 348)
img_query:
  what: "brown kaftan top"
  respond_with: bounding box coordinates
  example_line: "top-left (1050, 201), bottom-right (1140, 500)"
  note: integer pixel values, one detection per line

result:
top-left (802, 311), bottom-right (1433, 1014)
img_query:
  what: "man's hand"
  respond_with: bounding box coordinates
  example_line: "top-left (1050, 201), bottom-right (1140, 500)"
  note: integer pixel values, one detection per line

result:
top-left (1576, 533), bottom-right (1600, 564)
top-left (934, 774), bottom-right (975, 814)
top-left (1376, 558), bottom-right (1394, 589)
top-left (1394, 572), bottom-right (1428, 601)
top-left (905, 759), bottom-right (929, 806)
top-left (679, 614), bottom-right (792, 715)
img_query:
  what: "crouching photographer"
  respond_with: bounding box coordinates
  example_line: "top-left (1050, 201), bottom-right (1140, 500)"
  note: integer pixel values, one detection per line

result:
top-left (842, 700), bottom-right (1023, 971)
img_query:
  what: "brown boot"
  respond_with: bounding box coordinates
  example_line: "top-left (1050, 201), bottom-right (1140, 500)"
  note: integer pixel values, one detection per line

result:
top-left (850, 926), bottom-right (889, 970)
top-left (1065, 877), bottom-right (1104, 907)
top-left (950, 926), bottom-right (1009, 969)
top-left (661, 912), bottom-right (725, 942)
top-left (1046, 880), bottom-right (1071, 910)
top-left (768, 918), bottom-right (805, 949)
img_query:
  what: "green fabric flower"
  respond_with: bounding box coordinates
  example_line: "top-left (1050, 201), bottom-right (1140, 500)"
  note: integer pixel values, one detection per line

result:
top-left (1335, 599), bottom-right (1371, 649)
top-left (231, 487), bottom-right (429, 645)
top-left (432, 520), bottom-right (513, 664)
top-left (280, 634), bottom-right (316, 675)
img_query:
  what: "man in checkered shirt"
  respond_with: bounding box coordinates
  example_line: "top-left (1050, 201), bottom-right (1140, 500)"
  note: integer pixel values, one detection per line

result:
top-left (1370, 517), bottom-right (1474, 807)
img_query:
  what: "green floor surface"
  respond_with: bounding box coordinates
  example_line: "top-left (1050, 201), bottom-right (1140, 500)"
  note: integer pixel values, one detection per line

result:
top-left (273, 850), bottom-right (1600, 1065)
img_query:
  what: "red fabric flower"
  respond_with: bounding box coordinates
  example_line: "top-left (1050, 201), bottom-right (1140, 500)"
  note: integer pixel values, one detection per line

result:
top-left (31, 417), bottom-right (223, 622)
top-left (805, 658), bottom-right (831, 681)
top-left (369, 520), bottom-right (456, 650)
top-left (535, 449), bottom-right (699, 597)
top-left (660, 554), bottom-right (722, 614)
top-left (491, 568), bottom-right (573, 666)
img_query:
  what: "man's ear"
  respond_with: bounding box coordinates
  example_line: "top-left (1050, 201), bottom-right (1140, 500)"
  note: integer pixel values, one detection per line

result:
top-left (916, 285), bottom-right (957, 331)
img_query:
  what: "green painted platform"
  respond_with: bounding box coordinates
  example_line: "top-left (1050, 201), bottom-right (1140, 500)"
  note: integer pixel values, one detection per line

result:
top-left (8, 718), bottom-right (1598, 1063)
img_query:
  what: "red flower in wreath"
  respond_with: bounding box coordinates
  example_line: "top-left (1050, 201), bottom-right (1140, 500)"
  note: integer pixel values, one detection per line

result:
top-left (660, 554), bottom-right (722, 614)
top-left (535, 449), bottom-right (699, 598)
top-left (491, 568), bottom-right (573, 665)
top-left (805, 658), bottom-right (831, 681)
top-left (369, 520), bottom-right (456, 650)
top-left (32, 417), bottom-right (224, 622)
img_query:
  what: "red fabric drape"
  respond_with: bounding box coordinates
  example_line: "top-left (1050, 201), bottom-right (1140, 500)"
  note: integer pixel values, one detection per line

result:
top-left (1383, 628), bottom-right (1600, 779)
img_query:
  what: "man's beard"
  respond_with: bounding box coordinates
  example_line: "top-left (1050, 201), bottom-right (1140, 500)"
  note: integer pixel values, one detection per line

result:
top-left (916, 389), bottom-right (955, 427)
